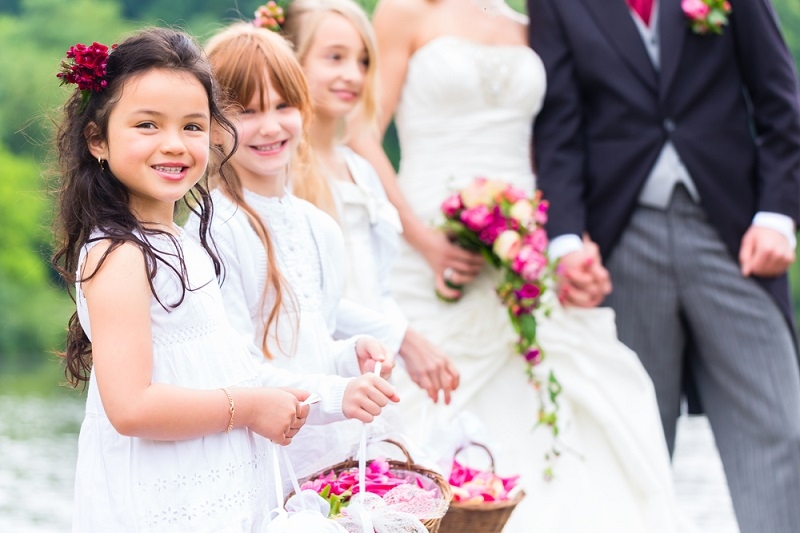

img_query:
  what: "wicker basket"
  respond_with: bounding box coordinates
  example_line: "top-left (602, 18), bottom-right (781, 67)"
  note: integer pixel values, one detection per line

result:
top-left (438, 443), bottom-right (525, 533)
top-left (296, 439), bottom-right (452, 533)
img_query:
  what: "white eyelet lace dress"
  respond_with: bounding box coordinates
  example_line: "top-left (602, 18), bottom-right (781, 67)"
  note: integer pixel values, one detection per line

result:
top-left (72, 229), bottom-right (274, 532)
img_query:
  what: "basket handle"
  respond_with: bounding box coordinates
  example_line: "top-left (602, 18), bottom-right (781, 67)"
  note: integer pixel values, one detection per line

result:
top-left (375, 438), bottom-right (414, 469)
top-left (453, 441), bottom-right (496, 473)
top-left (354, 362), bottom-right (383, 533)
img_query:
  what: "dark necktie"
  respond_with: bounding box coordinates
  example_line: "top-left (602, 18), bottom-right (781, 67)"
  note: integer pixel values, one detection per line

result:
top-left (628, 0), bottom-right (653, 25)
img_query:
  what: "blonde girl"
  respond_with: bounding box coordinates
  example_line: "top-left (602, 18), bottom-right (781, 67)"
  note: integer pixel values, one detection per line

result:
top-left (283, 0), bottom-right (460, 406)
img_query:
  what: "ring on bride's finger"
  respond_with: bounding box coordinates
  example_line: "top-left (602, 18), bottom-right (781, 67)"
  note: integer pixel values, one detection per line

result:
top-left (443, 267), bottom-right (463, 290)
top-left (435, 288), bottom-right (461, 303)
top-left (444, 278), bottom-right (464, 290)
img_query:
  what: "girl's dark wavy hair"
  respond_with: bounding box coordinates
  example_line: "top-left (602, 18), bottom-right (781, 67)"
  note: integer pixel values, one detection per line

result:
top-left (51, 27), bottom-right (238, 387)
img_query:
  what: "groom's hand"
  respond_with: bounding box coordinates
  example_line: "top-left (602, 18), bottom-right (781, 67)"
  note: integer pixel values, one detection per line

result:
top-left (739, 226), bottom-right (795, 277)
top-left (557, 239), bottom-right (612, 308)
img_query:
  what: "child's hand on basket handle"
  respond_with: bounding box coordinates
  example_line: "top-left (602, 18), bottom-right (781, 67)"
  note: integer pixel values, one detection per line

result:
top-left (342, 365), bottom-right (398, 424)
top-left (356, 336), bottom-right (394, 379)
top-left (241, 387), bottom-right (311, 445)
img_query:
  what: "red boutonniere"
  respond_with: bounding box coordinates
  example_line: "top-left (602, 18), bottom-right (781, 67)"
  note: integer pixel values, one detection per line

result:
top-left (681, 0), bottom-right (732, 35)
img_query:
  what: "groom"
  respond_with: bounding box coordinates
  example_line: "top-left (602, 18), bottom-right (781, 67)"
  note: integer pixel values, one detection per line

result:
top-left (527, 0), bottom-right (800, 531)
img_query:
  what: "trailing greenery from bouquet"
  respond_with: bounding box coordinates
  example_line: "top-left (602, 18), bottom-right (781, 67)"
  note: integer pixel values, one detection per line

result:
top-left (439, 177), bottom-right (563, 479)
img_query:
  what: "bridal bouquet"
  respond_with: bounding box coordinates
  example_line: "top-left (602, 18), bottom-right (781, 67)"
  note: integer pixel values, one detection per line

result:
top-left (439, 177), bottom-right (563, 478)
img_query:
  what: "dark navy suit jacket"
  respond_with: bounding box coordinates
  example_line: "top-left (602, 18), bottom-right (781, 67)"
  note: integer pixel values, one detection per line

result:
top-left (527, 0), bottom-right (800, 323)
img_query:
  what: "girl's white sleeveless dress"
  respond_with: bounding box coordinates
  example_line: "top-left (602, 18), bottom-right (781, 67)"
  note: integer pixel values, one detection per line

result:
top-left (72, 231), bottom-right (273, 532)
top-left (389, 36), bottom-right (696, 532)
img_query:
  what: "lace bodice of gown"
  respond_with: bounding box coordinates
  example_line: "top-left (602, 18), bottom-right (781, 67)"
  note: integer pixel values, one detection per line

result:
top-left (240, 189), bottom-right (341, 376)
top-left (395, 35), bottom-right (546, 221)
top-left (73, 230), bottom-right (271, 531)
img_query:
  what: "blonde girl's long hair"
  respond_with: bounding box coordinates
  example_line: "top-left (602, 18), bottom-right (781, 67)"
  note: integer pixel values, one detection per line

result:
top-left (205, 23), bottom-right (314, 359)
top-left (281, 0), bottom-right (380, 216)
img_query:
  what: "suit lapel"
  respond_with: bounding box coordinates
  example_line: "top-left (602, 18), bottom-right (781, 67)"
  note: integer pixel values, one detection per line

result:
top-left (579, 0), bottom-right (658, 92)
top-left (658, 0), bottom-right (687, 101)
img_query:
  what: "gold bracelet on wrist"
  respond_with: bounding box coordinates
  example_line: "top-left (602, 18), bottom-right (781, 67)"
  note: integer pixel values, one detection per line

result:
top-left (221, 387), bottom-right (235, 434)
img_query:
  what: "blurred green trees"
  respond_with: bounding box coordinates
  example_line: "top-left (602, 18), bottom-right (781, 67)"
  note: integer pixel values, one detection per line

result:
top-left (0, 0), bottom-right (799, 366)
top-left (0, 145), bottom-right (72, 366)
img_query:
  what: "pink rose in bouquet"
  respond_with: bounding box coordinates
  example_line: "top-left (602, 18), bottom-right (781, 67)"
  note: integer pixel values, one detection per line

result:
top-left (460, 177), bottom-right (507, 208)
top-left (512, 245), bottom-right (548, 283)
top-left (460, 205), bottom-right (495, 233)
top-left (441, 193), bottom-right (464, 218)
top-left (493, 230), bottom-right (522, 262)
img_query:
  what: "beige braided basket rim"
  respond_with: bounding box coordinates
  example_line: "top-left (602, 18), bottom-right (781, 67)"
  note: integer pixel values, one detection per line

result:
top-left (439, 441), bottom-right (526, 532)
top-left (292, 438), bottom-right (452, 533)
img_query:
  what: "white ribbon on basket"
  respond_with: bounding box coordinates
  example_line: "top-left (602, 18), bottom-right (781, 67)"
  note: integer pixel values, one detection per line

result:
top-left (267, 394), bottom-right (348, 533)
top-left (333, 363), bottom-right (447, 533)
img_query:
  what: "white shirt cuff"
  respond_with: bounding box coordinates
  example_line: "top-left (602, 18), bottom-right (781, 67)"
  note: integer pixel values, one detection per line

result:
top-left (547, 234), bottom-right (584, 260)
top-left (752, 211), bottom-right (797, 250)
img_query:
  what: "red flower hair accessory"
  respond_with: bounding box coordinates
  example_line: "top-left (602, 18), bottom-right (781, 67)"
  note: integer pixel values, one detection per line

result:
top-left (57, 41), bottom-right (116, 110)
top-left (253, 1), bottom-right (286, 32)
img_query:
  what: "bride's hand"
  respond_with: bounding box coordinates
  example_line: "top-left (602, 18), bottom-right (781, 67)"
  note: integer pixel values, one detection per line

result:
top-left (413, 226), bottom-right (484, 298)
top-left (398, 328), bottom-right (460, 404)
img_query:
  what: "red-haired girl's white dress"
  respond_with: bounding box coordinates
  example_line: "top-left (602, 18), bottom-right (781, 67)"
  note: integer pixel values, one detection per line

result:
top-left (193, 190), bottom-right (397, 484)
top-left (388, 35), bottom-right (696, 533)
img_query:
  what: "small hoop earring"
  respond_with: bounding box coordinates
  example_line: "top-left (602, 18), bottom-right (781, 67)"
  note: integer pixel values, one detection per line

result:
top-left (98, 156), bottom-right (106, 172)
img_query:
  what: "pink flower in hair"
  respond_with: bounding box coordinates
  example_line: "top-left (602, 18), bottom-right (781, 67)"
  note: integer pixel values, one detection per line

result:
top-left (253, 1), bottom-right (285, 32)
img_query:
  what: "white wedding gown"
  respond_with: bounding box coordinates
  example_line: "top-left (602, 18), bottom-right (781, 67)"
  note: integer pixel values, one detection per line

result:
top-left (389, 35), bottom-right (695, 532)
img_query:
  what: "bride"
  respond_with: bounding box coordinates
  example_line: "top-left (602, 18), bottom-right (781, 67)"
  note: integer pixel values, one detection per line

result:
top-left (350, 0), bottom-right (696, 531)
